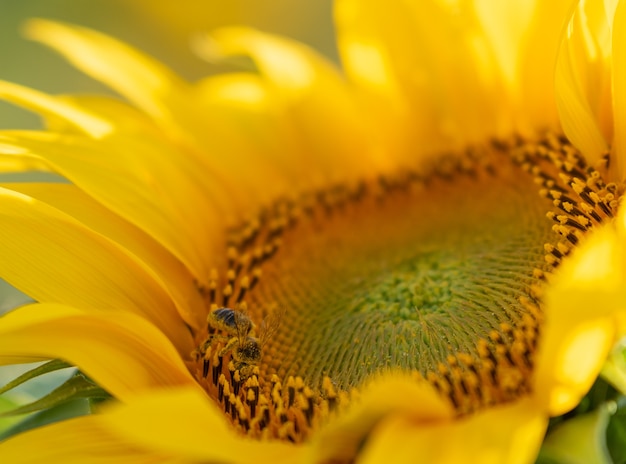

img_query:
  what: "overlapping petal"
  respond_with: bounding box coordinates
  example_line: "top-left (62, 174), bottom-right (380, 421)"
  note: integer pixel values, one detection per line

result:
top-left (335, 0), bottom-right (510, 159)
top-left (201, 27), bottom-right (387, 182)
top-left (0, 386), bottom-right (301, 464)
top-left (358, 398), bottom-right (547, 464)
top-left (0, 186), bottom-right (193, 353)
top-left (534, 206), bottom-right (626, 414)
top-left (0, 0), bottom-right (623, 462)
top-left (0, 130), bottom-right (219, 282)
top-left (0, 303), bottom-right (195, 401)
top-left (336, 0), bottom-right (575, 155)
top-left (555, 0), bottom-right (614, 169)
top-left (23, 19), bottom-right (191, 139)
top-left (0, 81), bottom-right (228, 280)
top-left (310, 375), bottom-right (453, 463)
top-left (22, 19), bottom-right (290, 215)
top-left (2, 182), bottom-right (205, 329)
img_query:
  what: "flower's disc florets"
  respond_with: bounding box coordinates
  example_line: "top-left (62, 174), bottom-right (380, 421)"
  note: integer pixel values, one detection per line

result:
top-left (190, 132), bottom-right (622, 442)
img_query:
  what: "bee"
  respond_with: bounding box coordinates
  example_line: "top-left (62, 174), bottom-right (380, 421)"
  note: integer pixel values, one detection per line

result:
top-left (206, 307), bottom-right (280, 380)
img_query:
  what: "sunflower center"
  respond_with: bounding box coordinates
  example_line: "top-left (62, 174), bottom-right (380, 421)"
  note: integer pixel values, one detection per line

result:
top-left (191, 133), bottom-right (619, 441)
top-left (249, 149), bottom-right (553, 395)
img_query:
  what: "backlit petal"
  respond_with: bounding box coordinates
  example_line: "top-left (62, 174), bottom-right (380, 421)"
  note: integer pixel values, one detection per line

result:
top-left (0, 387), bottom-right (302, 464)
top-left (23, 19), bottom-right (189, 137)
top-left (0, 187), bottom-right (193, 354)
top-left (358, 398), bottom-right (547, 464)
top-left (335, 0), bottom-right (509, 159)
top-left (0, 303), bottom-right (195, 401)
top-left (0, 80), bottom-right (113, 138)
top-left (0, 130), bottom-right (218, 281)
top-left (22, 20), bottom-right (266, 214)
top-left (201, 27), bottom-right (385, 182)
top-left (0, 86), bottom-right (229, 264)
top-left (504, 0), bottom-right (574, 130)
top-left (612, 0), bottom-right (626, 179)
top-left (2, 182), bottom-right (205, 330)
top-left (555, 0), bottom-right (613, 168)
top-left (534, 216), bottom-right (626, 415)
top-left (193, 73), bottom-right (304, 200)
top-left (311, 374), bottom-right (453, 463)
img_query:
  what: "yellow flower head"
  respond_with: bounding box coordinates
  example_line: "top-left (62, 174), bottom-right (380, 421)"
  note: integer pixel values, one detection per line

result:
top-left (0, 0), bottom-right (626, 462)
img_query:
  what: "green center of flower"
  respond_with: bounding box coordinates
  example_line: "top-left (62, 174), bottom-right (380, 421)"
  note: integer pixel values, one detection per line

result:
top-left (251, 158), bottom-right (553, 394)
top-left (192, 133), bottom-right (619, 441)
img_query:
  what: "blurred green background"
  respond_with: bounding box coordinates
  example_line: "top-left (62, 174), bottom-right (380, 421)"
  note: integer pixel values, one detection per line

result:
top-left (0, 0), bottom-right (336, 129)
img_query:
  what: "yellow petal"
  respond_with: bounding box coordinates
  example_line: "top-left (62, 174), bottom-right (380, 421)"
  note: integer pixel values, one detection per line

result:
top-left (0, 186), bottom-right (193, 354)
top-left (358, 398), bottom-right (547, 464)
top-left (201, 27), bottom-right (385, 182)
top-left (21, 20), bottom-right (261, 214)
top-left (0, 303), bottom-right (195, 401)
top-left (335, 0), bottom-right (510, 158)
top-left (0, 130), bottom-right (218, 281)
top-left (311, 374), bottom-right (453, 463)
top-left (534, 217), bottom-right (626, 415)
top-left (0, 416), bottom-right (172, 464)
top-left (0, 80), bottom-right (113, 138)
top-left (611, 0), bottom-right (626, 180)
top-left (45, 93), bottom-right (239, 227)
top-left (193, 73), bottom-right (304, 200)
top-left (23, 19), bottom-right (189, 136)
top-left (555, 0), bottom-right (614, 168)
top-left (2, 182), bottom-right (205, 330)
top-left (0, 386), bottom-right (302, 464)
top-left (508, 0), bottom-right (576, 130)
top-left (0, 73), bottom-right (228, 277)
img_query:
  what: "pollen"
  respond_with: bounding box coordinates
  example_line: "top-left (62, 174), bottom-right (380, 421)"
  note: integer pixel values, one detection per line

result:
top-left (189, 132), bottom-right (622, 442)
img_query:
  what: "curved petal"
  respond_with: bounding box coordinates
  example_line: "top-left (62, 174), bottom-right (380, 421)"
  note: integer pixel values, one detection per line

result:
top-left (358, 398), bottom-right (547, 464)
top-left (192, 73), bottom-right (304, 201)
top-left (534, 217), bottom-right (626, 415)
top-left (0, 80), bottom-right (113, 139)
top-left (555, 0), bottom-right (613, 168)
top-left (0, 130), bottom-right (219, 282)
top-left (310, 374), bottom-right (453, 463)
top-left (0, 416), bottom-right (173, 464)
top-left (507, 0), bottom-right (575, 130)
top-left (0, 186), bottom-right (193, 354)
top-left (21, 20), bottom-right (263, 215)
top-left (611, 0), bottom-right (626, 180)
top-left (48, 94), bottom-right (240, 229)
top-left (0, 387), bottom-right (302, 464)
top-left (2, 182), bottom-right (205, 330)
top-left (200, 27), bottom-right (387, 182)
top-left (23, 19), bottom-right (190, 135)
top-left (335, 0), bottom-right (510, 159)
top-left (0, 303), bottom-right (195, 401)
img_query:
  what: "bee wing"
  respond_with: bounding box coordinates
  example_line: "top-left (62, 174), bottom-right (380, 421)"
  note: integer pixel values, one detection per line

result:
top-left (259, 308), bottom-right (284, 347)
top-left (233, 309), bottom-right (252, 343)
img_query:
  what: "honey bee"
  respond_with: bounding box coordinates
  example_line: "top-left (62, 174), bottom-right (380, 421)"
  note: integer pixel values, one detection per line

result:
top-left (206, 307), bottom-right (280, 380)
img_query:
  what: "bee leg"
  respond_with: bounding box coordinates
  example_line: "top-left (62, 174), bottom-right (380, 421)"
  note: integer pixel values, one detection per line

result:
top-left (218, 336), bottom-right (239, 357)
top-left (235, 362), bottom-right (253, 381)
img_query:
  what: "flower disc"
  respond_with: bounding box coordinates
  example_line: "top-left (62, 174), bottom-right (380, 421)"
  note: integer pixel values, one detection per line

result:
top-left (193, 133), bottom-right (619, 439)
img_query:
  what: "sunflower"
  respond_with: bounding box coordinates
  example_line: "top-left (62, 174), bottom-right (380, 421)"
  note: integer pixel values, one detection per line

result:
top-left (0, 0), bottom-right (626, 462)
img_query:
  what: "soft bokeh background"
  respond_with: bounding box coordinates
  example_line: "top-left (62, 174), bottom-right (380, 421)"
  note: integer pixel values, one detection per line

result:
top-left (0, 0), bottom-right (336, 129)
top-left (0, 0), bottom-right (334, 401)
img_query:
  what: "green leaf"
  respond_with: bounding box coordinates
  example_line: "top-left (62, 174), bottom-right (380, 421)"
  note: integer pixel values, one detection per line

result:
top-left (602, 339), bottom-right (626, 395)
top-left (0, 359), bottom-right (71, 395)
top-left (0, 396), bottom-right (24, 434)
top-left (606, 396), bottom-right (626, 463)
top-left (540, 402), bottom-right (614, 464)
top-left (0, 398), bottom-right (92, 441)
top-left (0, 373), bottom-right (109, 417)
